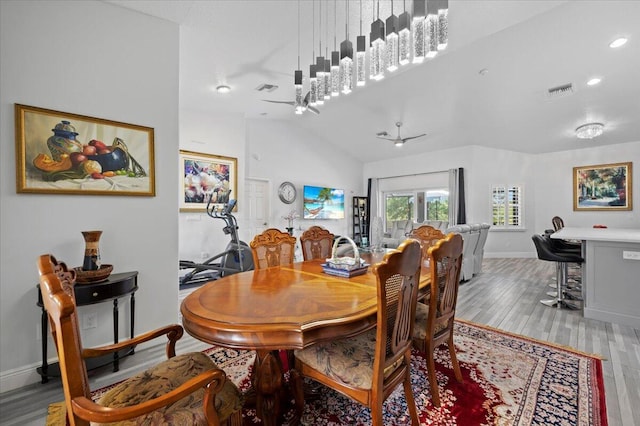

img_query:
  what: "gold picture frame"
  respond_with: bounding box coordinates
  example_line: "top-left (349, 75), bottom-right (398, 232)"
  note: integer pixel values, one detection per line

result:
top-left (179, 150), bottom-right (237, 212)
top-left (15, 104), bottom-right (155, 196)
top-left (573, 162), bottom-right (632, 211)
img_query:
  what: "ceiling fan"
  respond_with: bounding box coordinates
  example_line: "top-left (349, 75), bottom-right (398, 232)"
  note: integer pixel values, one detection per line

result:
top-left (376, 122), bottom-right (426, 146)
top-left (262, 92), bottom-right (320, 115)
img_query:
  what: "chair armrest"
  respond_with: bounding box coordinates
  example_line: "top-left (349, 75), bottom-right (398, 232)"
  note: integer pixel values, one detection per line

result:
top-left (71, 367), bottom-right (226, 424)
top-left (82, 324), bottom-right (183, 360)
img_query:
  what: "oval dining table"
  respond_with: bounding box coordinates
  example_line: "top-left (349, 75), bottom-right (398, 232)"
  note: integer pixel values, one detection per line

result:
top-left (181, 251), bottom-right (431, 425)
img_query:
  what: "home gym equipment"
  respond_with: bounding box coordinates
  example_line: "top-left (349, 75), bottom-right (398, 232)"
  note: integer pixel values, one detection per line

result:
top-left (179, 197), bottom-right (254, 287)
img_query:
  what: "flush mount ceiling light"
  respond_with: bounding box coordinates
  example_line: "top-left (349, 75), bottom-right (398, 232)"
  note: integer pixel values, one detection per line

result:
top-left (609, 37), bottom-right (628, 48)
top-left (215, 85), bottom-right (231, 94)
top-left (575, 123), bottom-right (604, 139)
top-left (587, 77), bottom-right (602, 86)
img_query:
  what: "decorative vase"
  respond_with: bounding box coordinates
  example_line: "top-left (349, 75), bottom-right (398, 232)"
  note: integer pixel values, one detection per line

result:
top-left (47, 120), bottom-right (83, 161)
top-left (81, 231), bottom-right (102, 271)
top-left (370, 216), bottom-right (385, 252)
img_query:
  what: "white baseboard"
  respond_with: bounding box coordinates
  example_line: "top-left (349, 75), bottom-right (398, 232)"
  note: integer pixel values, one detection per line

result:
top-left (0, 362), bottom-right (43, 394)
top-left (484, 252), bottom-right (536, 258)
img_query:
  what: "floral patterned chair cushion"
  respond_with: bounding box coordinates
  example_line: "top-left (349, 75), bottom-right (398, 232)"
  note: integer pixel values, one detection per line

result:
top-left (94, 352), bottom-right (242, 425)
top-left (412, 302), bottom-right (447, 341)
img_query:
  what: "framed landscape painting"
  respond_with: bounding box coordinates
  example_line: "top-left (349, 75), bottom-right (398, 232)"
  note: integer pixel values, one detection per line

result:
top-left (15, 104), bottom-right (155, 196)
top-left (573, 162), bottom-right (632, 211)
top-left (179, 150), bottom-right (237, 212)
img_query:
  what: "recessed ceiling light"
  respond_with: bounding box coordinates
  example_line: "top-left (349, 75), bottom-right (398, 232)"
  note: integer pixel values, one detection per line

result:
top-left (216, 85), bottom-right (231, 94)
top-left (609, 37), bottom-right (628, 48)
top-left (587, 77), bottom-right (602, 86)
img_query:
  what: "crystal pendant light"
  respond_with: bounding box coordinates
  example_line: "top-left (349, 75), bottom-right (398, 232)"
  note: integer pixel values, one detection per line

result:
top-left (356, 0), bottom-right (366, 87)
top-left (339, 0), bottom-right (353, 94)
top-left (370, 0), bottom-right (385, 80)
top-left (316, 1), bottom-right (326, 105)
top-left (437, 0), bottom-right (449, 50)
top-left (412, 0), bottom-right (426, 63)
top-left (330, 0), bottom-right (340, 97)
top-left (398, 0), bottom-right (411, 66)
top-left (324, 56), bottom-right (331, 99)
top-left (426, 0), bottom-right (438, 58)
top-left (309, 64), bottom-right (318, 106)
top-left (294, 0), bottom-right (304, 114)
top-left (385, 0), bottom-right (399, 72)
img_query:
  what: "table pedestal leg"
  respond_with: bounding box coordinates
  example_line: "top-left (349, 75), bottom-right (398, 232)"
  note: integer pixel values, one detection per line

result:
top-left (252, 349), bottom-right (285, 426)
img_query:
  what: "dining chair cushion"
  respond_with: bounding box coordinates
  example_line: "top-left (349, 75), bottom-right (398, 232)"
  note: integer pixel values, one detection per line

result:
top-left (412, 302), bottom-right (447, 341)
top-left (94, 352), bottom-right (242, 425)
top-left (294, 328), bottom-right (400, 390)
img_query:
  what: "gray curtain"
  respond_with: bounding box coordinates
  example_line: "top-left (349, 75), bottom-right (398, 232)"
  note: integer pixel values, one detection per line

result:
top-left (448, 168), bottom-right (466, 225)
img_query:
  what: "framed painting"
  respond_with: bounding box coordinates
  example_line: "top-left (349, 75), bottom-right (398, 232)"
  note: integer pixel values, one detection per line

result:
top-left (179, 150), bottom-right (237, 212)
top-left (573, 162), bottom-right (632, 211)
top-left (15, 104), bottom-right (155, 196)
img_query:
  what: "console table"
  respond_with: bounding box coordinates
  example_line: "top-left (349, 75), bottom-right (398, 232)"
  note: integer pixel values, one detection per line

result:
top-left (36, 271), bottom-right (138, 383)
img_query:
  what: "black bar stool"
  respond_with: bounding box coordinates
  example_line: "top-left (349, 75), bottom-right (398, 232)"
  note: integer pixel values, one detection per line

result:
top-left (531, 234), bottom-right (584, 309)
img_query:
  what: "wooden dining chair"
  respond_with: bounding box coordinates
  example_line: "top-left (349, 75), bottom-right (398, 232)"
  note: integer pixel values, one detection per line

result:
top-left (37, 254), bottom-right (242, 426)
top-left (412, 233), bottom-right (464, 407)
top-left (299, 226), bottom-right (334, 261)
top-left (408, 224), bottom-right (445, 263)
top-left (249, 228), bottom-right (297, 268)
top-left (293, 239), bottom-right (422, 425)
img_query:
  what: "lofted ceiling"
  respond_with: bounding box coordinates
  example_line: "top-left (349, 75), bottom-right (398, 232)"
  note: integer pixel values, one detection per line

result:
top-left (105, 0), bottom-right (640, 162)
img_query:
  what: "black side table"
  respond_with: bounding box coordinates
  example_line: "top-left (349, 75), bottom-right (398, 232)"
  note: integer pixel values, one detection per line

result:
top-left (36, 271), bottom-right (138, 383)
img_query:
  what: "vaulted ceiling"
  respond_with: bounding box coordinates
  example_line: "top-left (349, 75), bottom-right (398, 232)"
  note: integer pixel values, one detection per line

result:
top-left (106, 1), bottom-right (640, 162)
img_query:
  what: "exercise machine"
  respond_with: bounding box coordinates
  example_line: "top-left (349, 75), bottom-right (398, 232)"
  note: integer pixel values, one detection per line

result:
top-left (179, 197), bottom-right (254, 287)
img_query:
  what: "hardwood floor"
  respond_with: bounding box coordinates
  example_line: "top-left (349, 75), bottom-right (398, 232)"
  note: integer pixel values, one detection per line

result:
top-left (1, 258), bottom-right (638, 425)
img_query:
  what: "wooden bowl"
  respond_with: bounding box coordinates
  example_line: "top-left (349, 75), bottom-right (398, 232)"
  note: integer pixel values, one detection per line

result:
top-left (74, 264), bottom-right (113, 284)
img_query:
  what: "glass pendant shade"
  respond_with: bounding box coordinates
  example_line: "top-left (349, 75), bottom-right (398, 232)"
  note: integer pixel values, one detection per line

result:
top-left (437, 0), bottom-right (449, 50)
top-left (294, 70), bottom-right (304, 114)
top-left (385, 13), bottom-right (399, 72)
top-left (412, 0), bottom-right (426, 63)
top-left (398, 11), bottom-right (411, 65)
top-left (331, 51), bottom-right (340, 96)
top-left (309, 64), bottom-right (318, 106)
top-left (356, 35), bottom-right (366, 86)
top-left (324, 59), bottom-right (331, 99)
top-left (425, 13), bottom-right (438, 58)
top-left (340, 38), bottom-right (353, 94)
top-left (316, 56), bottom-right (325, 105)
top-left (370, 18), bottom-right (385, 80)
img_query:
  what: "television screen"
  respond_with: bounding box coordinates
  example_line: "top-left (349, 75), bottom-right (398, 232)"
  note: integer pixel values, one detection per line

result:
top-left (303, 185), bottom-right (345, 219)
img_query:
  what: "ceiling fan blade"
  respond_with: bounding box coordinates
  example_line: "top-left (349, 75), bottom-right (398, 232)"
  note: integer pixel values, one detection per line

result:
top-left (402, 133), bottom-right (427, 142)
top-left (376, 135), bottom-right (395, 141)
top-left (262, 100), bottom-right (296, 106)
top-left (306, 105), bottom-right (320, 115)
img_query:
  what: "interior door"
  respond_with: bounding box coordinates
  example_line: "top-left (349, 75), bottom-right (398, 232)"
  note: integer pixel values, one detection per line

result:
top-left (246, 178), bottom-right (270, 240)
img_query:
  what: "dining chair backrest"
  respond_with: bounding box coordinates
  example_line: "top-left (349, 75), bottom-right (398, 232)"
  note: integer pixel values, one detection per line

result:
top-left (250, 228), bottom-right (297, 269)
top-left (552, 216), bottom-right (565, 231)
top-left (299, 226), bottom-right (334, 261)
top-left (408, 225), bottom-right (445, 262)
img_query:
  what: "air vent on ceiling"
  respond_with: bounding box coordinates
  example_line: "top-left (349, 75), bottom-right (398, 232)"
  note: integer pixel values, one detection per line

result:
top-left (546, 83), bottom-right (574, 99)
top-left (255, 84), bottom-right (279, 92)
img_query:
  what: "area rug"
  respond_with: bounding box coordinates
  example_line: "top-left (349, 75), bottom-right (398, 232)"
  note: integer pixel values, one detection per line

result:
top-left (47, 319), bottom-right (608, 425)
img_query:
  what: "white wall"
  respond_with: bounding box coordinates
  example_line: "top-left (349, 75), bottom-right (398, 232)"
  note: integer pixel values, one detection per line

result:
top-left (0, 1), bottom-right (179, 392)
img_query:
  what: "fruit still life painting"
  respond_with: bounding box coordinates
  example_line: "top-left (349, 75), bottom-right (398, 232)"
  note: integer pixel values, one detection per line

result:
top-left (15, 104), bottom-right (155, 196)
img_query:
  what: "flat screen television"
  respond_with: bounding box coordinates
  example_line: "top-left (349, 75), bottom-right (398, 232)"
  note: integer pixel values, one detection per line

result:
top-left (303, 185), bottom-right (345, 219)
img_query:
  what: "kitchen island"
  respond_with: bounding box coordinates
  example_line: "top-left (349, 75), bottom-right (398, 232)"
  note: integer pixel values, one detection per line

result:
top-left (552, 227), bottom-right (640, 328)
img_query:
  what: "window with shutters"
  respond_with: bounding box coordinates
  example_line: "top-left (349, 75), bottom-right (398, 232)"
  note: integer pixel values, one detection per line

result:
top-left (492, 185), bottom-right (523, 229)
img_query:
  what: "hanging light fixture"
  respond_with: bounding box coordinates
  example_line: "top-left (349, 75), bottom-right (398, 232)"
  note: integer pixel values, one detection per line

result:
top-left (316, 0), bottom-right (326, 105)
top-left (412, 0), bottom-right (426, 63)
top-left (398, 0), bottom-right (411, 66)
top-left (575, 123), bottom-right (604, 139)
top-left (425, 0), bottom-right (439, 58)
top-left (340, 0), bottom-right (353, 94)
top-left (386, 0), bottom-right (399, 72)
top-left (309, 1), bottom-right (318, 106)
top-left (356, 0), bottom-right (366, 87)
top-left (370, 0), bottom-right (386, 80)
top-left (324, 56), bottom-right (331, 100)
top-left (437, 0), bottom-right (449, 50)
top-left (330, 0), bottom-right (340, 97)
top-left (294, 0), bottom-right (304, 114)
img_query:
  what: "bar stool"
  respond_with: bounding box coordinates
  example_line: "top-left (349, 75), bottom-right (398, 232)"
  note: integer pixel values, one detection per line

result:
top-left (531, 234), bottom-right (584, 309)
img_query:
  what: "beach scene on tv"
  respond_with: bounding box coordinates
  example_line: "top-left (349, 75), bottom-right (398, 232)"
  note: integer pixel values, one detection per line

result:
top-left (303, 186), bottom-right (345, 219)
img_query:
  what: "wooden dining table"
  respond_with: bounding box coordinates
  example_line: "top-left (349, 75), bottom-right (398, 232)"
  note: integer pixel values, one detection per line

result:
top-left (180, 250), bottom-right (431, 425)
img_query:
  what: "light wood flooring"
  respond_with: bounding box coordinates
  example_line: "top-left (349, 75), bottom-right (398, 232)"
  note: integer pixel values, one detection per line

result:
top-left (1, 258), bottom-right (638, 425)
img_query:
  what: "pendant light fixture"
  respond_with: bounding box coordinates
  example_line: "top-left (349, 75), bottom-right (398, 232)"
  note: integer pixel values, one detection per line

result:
top-left (324, 56), bottom-right (331, 100)
top-left (330, 0), bottom-right (340, 97)
top-left (437, 0), bottom-right (449, 50)
top-left (426, 0), bottom-right (439, 58)
top-left (294, 0), bottom-right (304, 114)
top-left (386, 0), bottom-right (399, 72)
top-left (316, 0), bottom-right (326, 105)
top-left (309, 0), bottom-right (318, 106)
top-left (412, 0), bottom-right (426, 63)
top-left (370, 0), bottom-right (386, 80)
top-left (356, 0), bottom-right (366, 87)
top-left (340, 0), bottom-right (353, 94)
top-left (398, 0), bottom-right (411, 66)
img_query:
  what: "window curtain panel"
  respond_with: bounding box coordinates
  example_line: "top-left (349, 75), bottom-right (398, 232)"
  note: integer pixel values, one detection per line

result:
top-left (448, 168), bottom-right (466, 225)
top-left (367, 177), bottom-right (380, 237)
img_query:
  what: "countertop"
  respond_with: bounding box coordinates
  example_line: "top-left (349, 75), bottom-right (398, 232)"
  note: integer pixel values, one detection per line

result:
top-left (552, 227), bottom-right (640, 243)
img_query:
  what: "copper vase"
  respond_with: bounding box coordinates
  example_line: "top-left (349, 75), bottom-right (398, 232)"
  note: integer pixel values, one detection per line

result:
top-left (82, 231), bottom-right (102, 271)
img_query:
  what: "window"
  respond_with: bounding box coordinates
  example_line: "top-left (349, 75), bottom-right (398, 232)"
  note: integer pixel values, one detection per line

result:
top-left (492, 185), bottom-right (523, 229)
top-left (384, 193), bottom-right (414, 229)
top-left (383, 188), bottom-right (449, 232)
top-left (424, 190), bottom-right (449, 221)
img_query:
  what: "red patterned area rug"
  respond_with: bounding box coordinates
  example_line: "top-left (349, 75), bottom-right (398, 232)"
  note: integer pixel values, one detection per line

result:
top-left (47, 320), bottom-right (607, 426)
